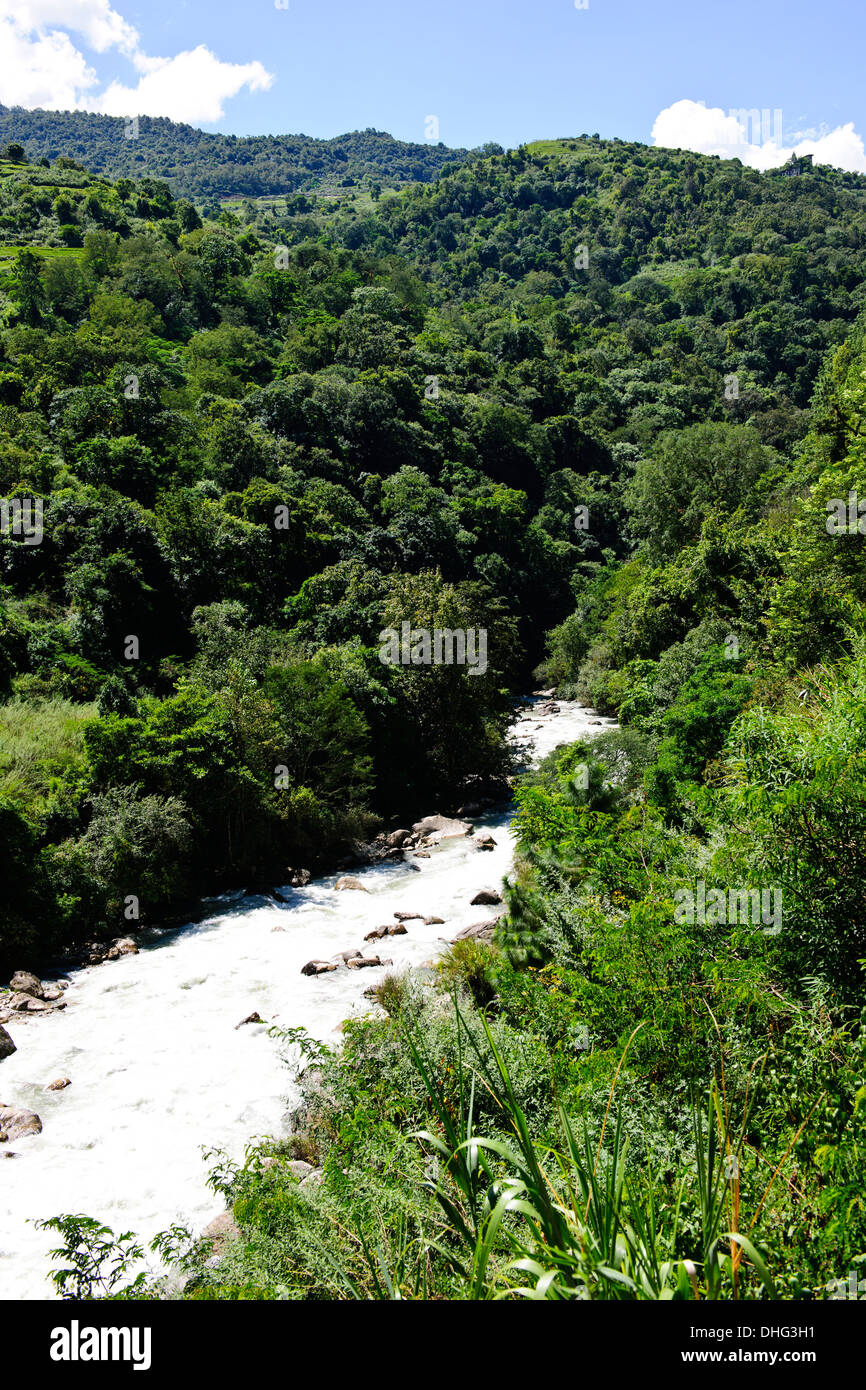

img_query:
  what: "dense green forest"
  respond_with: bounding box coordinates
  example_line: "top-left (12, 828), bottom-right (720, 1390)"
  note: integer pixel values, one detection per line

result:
top-left (0, 107), bottom-right (475, 205)
top-left (4, 132), bottom-right (866, 1301)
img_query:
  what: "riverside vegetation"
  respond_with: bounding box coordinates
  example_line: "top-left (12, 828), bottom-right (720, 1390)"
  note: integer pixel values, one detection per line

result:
top-left (1, 128), bottom-right (866, 1300)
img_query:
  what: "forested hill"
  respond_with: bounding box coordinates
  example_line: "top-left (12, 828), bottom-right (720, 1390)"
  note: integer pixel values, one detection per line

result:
top-left (2, 133), bottom-right (866, 974)
top-left (5, 129), bottom-right (866, 1301)
top-left (0, 107), bottom-right (474, 202)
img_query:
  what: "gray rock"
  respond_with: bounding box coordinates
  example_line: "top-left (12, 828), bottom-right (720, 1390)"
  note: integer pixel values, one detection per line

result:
top-left (201, 1211), bottom-right (241, 1253)
top-left (301, 960), bottom-right (339, 976)
top-left (0, 1026), bottom-right (15, 1061)
top-left (346, 955), bottom-right (391, 970)
top-left (0, 1105), bottom-right (42, 1141)
top-left (471, 889), bottom-right (503, 906)
top-left (6, 992), bottom-right (49, 1012)
top-left (424, 916), bottom-right (445, 925)
top-left (286, 1160), bottom-right (314, 1180)
top-left (9, 971), bottom-right (42, 999)
top-left (299, 1168), bottom-right (323, 1190)
top-left (387, 829), bottom-right (410, 848)
top-left (46, 1077), bottom-right (71, 1091)
top-left (452, 919), bottom-right (500, 942)
top-left (411, 814), bottom-right (473, 843)
top-left (235, 1011), bottom-right (263, 1028)
top-left (113, 938), bottom-right (139, 956)
top-left (334, 876), bottom-right (369, 893)
top-left (394, 911), bottom-right (422, 922)
top-left (334, 949), bottom-right (363, 963)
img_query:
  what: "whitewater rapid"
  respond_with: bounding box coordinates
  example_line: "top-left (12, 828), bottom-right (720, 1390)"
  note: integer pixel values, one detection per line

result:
top-left (0, 699), bottom-right (614, 1298)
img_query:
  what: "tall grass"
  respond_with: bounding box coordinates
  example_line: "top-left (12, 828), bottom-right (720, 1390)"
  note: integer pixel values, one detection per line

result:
top-left (0, 696), bottom-right (95, 811)
top-left (346, 999), bottom-right (778, 1300)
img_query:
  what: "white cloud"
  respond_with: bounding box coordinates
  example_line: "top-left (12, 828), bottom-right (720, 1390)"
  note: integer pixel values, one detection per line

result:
top-left (87, 46), bottom-right (273, 124)
top-left (651, 99), bottom-right (866, 175)
top-left (0, 0), bottom-right (274, 123)
top-left (0, 18), bottom-right (98, 108)
top-left (3, 1), bottom-right (139, 55)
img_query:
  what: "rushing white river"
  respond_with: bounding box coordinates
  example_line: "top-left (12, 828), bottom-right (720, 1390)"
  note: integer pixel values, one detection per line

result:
top-left (0, 699), bottom-right (614, 1298)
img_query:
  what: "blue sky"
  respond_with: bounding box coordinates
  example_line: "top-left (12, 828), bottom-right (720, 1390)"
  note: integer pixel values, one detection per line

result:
top-left (2, 0), bottom-right (865, 170)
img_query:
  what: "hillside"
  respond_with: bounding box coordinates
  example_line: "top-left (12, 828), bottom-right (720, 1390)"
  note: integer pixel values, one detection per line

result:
top-left (0, 107), bottom-right (474, 204)
top-left (2, 134), bottom-right (866, 1302)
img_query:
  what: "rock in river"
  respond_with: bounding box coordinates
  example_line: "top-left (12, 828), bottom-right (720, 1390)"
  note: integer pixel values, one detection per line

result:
top-left (334, 876), bottom-right (369, 893)
top-left (411, 814), bottom-right (473, 843)
top-left (471, 889), bottom-right (503, 906)
top-left (301, 960), bottom-right (339, 976)
top-left (452, 918), bottom-right (502, 943)
top-left (9, 971), bottom-right (43, 999)
top-left (0, 1105), bottom-right (43, 1141)
top-left (0, 1026), bottom-right (15, 1061)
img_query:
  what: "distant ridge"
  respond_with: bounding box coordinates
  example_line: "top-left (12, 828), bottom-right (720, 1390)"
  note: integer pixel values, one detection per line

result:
top-left (0, 106), bottom-right (478, 203)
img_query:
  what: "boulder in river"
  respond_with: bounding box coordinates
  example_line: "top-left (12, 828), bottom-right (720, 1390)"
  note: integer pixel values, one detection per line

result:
top-left (364, 926), bottom-right (388, 941)
top-left (301, 960), bottom-right (339, 976)
top-left (346, 955), bottom-right (391, 970)
top-left (333, 949), bottom-right (362, 964)
top-left (46, 1077), bottom-right (71, 1091)
top-left (424, 916), bottom-right (445, 925)
top-left (334, 876), bottom-right (369, 893)
top-left (0, 1026), bottom-right (15, 1061)
top-left (471, 889), bottom-right (503, 906)
top-left (394, 911), bottom-right (422, 922)
top-left (235, 1012), bottom-right (264, 1029)
top-left (105, 937), bottom-right (139, 960)
top-left (474, 833), bottom-right (497, 851)
top-left (411, 814), bottom-right (473, 843)
top-left (9, 971), bottom-right (43, 999)
top-left (0, 1105), bottom-right (42, 1141)
top-left (387, 829), bottom-right (410, 848)
top-left (452, 919), bottom-right (502, 943)
top-left (6, 992), bottom-right (51, 1013)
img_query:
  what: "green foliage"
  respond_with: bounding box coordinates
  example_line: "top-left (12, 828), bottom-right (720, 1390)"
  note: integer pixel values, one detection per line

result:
top-left (5, 128), bottom-right (866, 1303)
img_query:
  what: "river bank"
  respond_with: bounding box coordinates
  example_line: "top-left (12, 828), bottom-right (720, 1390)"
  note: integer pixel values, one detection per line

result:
top-left (0, 698), bottom-right (614, 1298)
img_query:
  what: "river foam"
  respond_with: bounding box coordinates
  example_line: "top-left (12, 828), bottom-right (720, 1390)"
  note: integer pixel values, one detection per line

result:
top-left (0, 699), bottom-right (614, 1297)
